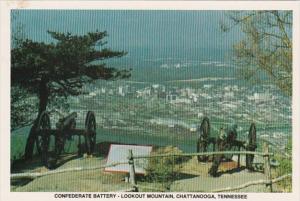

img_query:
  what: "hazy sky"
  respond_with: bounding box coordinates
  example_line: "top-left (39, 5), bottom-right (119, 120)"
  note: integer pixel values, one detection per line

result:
top-left (12, 10), bottom-right (242, 54)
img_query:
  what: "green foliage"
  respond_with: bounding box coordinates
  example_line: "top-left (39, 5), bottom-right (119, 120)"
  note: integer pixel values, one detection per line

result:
top-left (11, 30), bottom-right (130, 129)
top-left (223, 11), bottom-right (292, 96)
top-left (11, 86), bottom-right (71, 130)
top-left (274, 137), bottom-right (292, 192)
top-left (11, 86), bottom-right (38, 129)
top-left (11, 30), bottom-right (130, 95)
top-left (145, 146), bottom-right (185, 190)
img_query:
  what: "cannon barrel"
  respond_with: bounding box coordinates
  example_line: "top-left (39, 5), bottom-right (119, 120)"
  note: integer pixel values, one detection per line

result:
top-left (56, 112), bottom-right (77, 129)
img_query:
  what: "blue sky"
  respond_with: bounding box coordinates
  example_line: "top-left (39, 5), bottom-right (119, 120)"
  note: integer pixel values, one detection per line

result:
top-left (12, 10), bottom-right (242, 56)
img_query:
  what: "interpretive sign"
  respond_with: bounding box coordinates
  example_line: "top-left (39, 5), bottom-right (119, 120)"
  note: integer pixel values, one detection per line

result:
top-left (104, 144), bottom-right (152, 174)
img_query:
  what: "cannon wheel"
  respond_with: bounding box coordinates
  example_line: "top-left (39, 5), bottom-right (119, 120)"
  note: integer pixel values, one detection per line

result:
top-left (246, 123), bottom-right (257, 170)
top-left (41, 128), bottom-right (58, 169)
top-left (197, 117), bottom-right (210, 162)
top-left (35, 111), bottom-right (51, 154)
top-left (85, 111), bottom-right (96, 155)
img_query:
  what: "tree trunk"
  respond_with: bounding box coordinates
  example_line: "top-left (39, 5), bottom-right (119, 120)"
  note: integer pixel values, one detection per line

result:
top-left (24, 77), bottom-right (49, 160)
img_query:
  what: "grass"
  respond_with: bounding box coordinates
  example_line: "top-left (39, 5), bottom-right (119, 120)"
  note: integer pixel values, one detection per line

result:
top-left (273, 138), bottom-right (292, 192)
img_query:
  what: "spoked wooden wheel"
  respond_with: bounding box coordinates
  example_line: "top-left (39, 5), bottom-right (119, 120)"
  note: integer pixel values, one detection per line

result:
top-left (246, 123), bottom-right (257, 170)
top-left (85, 111), bottom-right (96, 155)
top-left (197, 117), bottom-right (210, 162)
top-left (41, 131), bottom-right (58, 169)
top-left (38, 112), bottom-right (58, 169)
top-left (35, 111), bottom-right (51, 155)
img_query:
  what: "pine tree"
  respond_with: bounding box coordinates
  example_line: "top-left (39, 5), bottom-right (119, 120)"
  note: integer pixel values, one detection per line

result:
top-left (11, 30), bottom-right (130, 159)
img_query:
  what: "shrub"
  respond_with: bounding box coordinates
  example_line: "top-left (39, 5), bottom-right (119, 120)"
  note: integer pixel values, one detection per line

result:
top-left (145, 146), bottom-right (185, 189)
top-left (274, 137), bottom-right (292, 192)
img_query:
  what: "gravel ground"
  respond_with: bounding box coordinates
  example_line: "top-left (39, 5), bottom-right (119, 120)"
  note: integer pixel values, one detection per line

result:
top-left (12, 151), bottom-right (271, 192)
top-left (170, 170), bottom-right (269, 192)
top-left (171, 156), bottom-right (270, 192)
top-left (12, 157), bottom-right (132, 192)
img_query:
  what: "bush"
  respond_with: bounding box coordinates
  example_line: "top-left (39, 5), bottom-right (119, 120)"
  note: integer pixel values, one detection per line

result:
top-left (145, 146), bottom-right (185, 189)
top-left (274, 138), bottom-right (292, 192)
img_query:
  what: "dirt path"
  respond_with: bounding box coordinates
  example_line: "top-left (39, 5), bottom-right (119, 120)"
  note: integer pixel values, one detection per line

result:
top-left (12, 156), bottom-right (271, 192)
top-left (171, 156), bottom-right (270, 192)
top-left (11, 145), bottom-right (272, 192)
top-left (170, 170), bottom-right (269, 192)
top-left (12, 157), bottom-right (132, 192)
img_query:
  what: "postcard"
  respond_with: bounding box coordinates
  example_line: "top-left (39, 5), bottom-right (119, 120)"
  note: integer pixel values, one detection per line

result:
top-left (0, 1), bottom-right (299, 201)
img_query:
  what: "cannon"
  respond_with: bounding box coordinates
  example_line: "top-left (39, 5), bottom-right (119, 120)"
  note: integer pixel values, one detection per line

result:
top-left (33, 111), bottom-right (96, 168)
top-left (196, 117), bottom-right (257, 177)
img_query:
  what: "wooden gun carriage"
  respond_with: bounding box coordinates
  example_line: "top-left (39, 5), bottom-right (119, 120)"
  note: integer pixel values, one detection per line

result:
top-left (33, 111), bottom-right (96, 168)
top-left (196, 117), bottom-right (257, 176)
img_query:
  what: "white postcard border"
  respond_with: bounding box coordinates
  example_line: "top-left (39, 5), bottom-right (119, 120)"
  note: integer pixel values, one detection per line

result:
top-left (0, 1), bottom-right (299, 201)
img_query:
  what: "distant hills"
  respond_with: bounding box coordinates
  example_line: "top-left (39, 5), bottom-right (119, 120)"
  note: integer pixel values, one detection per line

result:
top-left (104, 47), bottom-right (239, 83)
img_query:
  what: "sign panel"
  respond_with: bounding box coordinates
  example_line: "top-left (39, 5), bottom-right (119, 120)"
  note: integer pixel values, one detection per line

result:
top-left (104, 144), bottom-right (153, 174)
